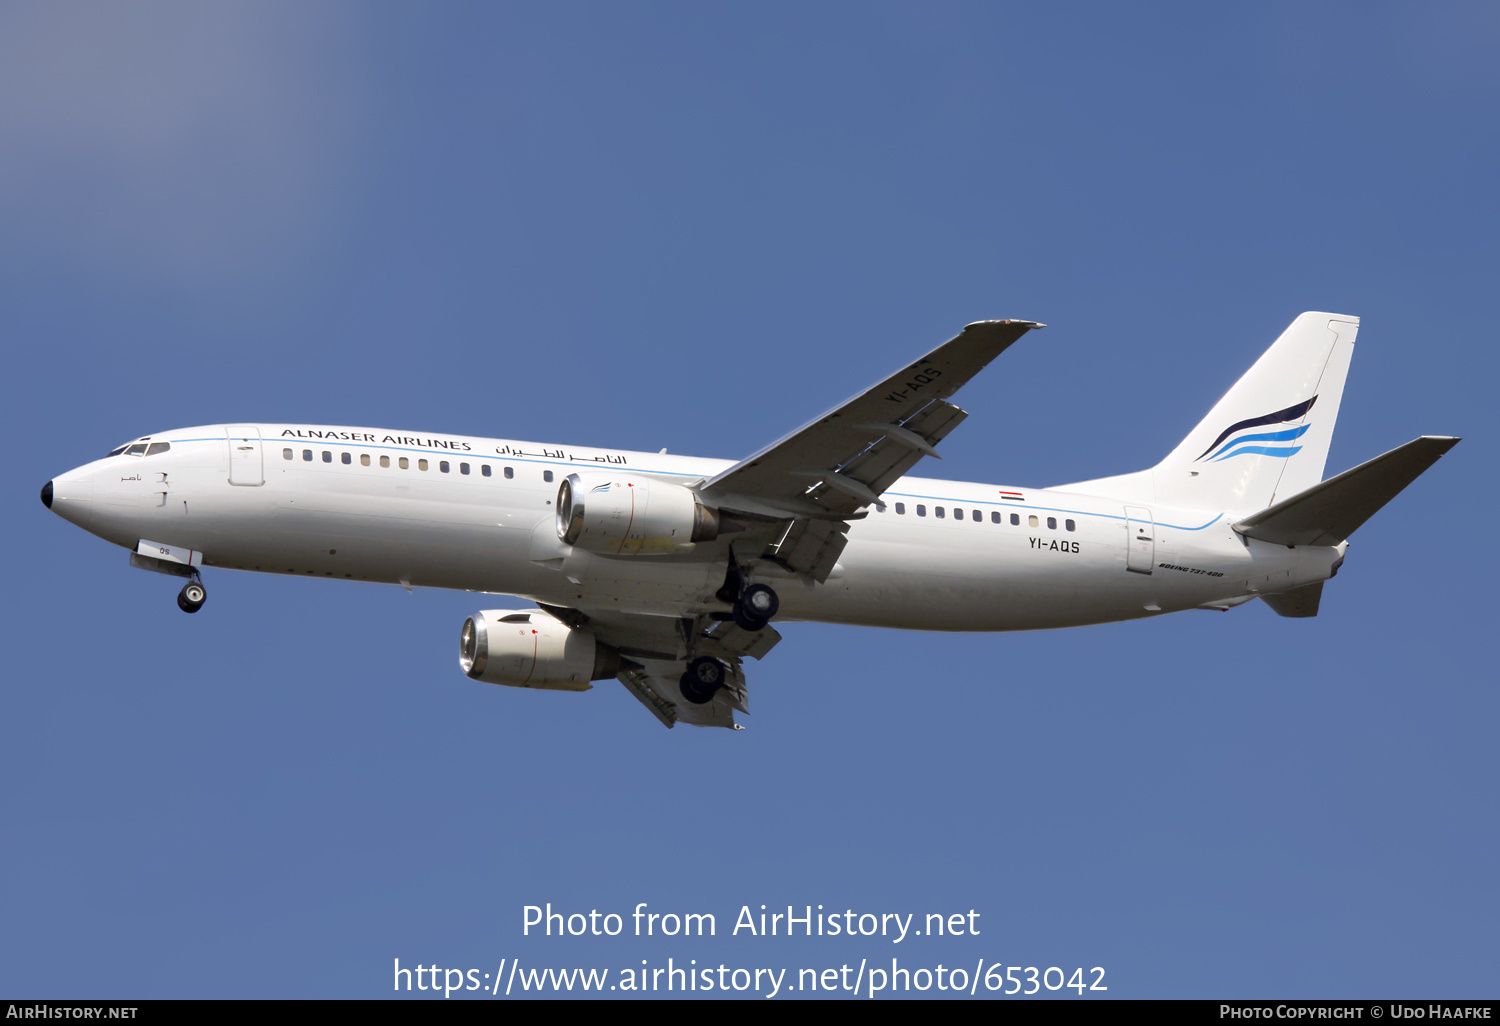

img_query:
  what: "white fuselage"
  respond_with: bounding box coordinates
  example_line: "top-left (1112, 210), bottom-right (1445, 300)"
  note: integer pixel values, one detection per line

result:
top-left (46, 424), bottom-right (1343, 630)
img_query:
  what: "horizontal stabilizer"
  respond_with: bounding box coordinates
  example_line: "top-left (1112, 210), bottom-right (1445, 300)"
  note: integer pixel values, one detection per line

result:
top-left (1261, 582), bottom-right (1323, 618)
top-left (1234, 436), bottom-right (1459, 547)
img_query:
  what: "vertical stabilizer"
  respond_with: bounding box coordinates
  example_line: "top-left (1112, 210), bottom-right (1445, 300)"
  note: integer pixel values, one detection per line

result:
top-left (1150, 312), bottom-right (1357, 511)
top-left (1054, 313), bottom-right (1358, 511)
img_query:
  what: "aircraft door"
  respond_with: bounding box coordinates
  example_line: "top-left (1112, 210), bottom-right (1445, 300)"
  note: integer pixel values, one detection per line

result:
top-left (226, 425), bottom-right (264, 486)
top-left (1124, 506), bottom-right (1154, 574)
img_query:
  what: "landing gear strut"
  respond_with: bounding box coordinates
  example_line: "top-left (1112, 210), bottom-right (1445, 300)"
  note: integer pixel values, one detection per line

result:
top-left (680, 656), bottom-right (727, 705)
top-left (177, 576), bottom-right (206, 614)
top-left (130, 547), bottom-right (208, 613)
top-left (717, 553), bottom-right (779, 632)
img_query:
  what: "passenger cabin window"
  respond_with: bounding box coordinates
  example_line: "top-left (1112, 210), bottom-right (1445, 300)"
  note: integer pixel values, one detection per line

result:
top-left (991, 511), bottom-right (1001, 524)
top-left (875, 503), bottom-right (886, 513)
top-left (399, 457), bottom-right (409, 469)
top-left (543, 470), bottom-right (554, 483)
top-left (283, 448), bottom-right (294, 460)
top-left (895, 502), bottom-right (905, 514)
top-left (916, 505), bottom-right (926, 517)
top-left (1011, 513), bottom-right (1020, 526)
top-left (379, 455), bottom-right (390, 468)
top-left (1047, 517), bottom-right (1057, 529)
top-left (302, 450), bottom-right (313, 461)
top-left (504, 467), bottom-right (514, 479)
top-left (935, 506), bottom-right (945, 519)
top-left (322, 451), bottom-right (332, 463)
top-left (341, 452), bottom-right (351, 465)
top-left (1065, 519), bottom-right (1076, 532)
top-left (481, 465), bottom-right (492, 477)
top-left (460, 463), bottom-right (470, 475)
top-left (440, 461), bottom-right (450, 473)
top-left (972, 509), bottom-right (981, 522)
top-left (1028, 515), bottom-right (1039, 527)
top-left (418, 459), bottom-right (429, 471)
top-left (360, 454), bottom-right (371, 466)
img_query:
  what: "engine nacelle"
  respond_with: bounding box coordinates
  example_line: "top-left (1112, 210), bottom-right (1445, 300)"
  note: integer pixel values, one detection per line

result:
top-left (459, 609), bottom-right (620, 691)
top-left (556, 473), bottom-right (719, 555)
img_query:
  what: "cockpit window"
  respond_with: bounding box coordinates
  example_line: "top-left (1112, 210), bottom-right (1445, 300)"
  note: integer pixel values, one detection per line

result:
top-left (146, 442), bottom-right (170, 456)
top-left (126, 443), bottom-right (148, 456)
top-left (107, 444), bottom-right (131, 457)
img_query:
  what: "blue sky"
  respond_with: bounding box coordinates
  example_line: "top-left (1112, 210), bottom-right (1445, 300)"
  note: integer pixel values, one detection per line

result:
top-left (3, 1), bottom-right (1495, 999)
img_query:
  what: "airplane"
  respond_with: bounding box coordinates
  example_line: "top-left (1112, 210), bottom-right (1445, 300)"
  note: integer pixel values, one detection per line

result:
top-left (40, 312), bottom-right (1457, 730)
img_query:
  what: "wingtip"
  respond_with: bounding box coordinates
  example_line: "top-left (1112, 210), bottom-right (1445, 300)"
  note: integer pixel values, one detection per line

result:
top-left (964, 319), bottom-right (1046, 330)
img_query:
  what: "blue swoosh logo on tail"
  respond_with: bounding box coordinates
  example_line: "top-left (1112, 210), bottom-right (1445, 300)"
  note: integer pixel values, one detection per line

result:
top-left (1210, 443), bottom-right (1304, 462)
top-left (1204, 424), bottom-right (1310, 461)
top-left (1196, 397), bottom-right (1317, 463)
top-left (1195, 396), bottom-right (1317, 462)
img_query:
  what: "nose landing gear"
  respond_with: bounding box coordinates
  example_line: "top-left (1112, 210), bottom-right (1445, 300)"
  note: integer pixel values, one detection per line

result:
top-left (128, 544), bottom-right (209, 614)
top-left (177, 577), bottom-right (206, 614)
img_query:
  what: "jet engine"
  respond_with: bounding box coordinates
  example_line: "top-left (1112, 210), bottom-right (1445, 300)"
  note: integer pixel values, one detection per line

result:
top-left (556, 473), bottom-right (719, 555)
top-left (460, 609), bottom-right (620, 691)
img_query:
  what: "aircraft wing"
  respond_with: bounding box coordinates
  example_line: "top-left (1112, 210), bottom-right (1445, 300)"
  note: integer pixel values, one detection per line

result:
top-left (538, 604), bottom-right (780, 729)
top-left (700, 319), bottom-right (1042, 580)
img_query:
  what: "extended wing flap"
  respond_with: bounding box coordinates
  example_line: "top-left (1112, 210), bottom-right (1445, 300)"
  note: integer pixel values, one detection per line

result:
top-left (701, 619), bottom-right (782, 660)
top-left (1234, 436), bottom-right (1459, 547)
top-left (542, 605), bottom-right (766, 728)
top-left (766, 517), bottom-right (850, 583)
top-left (618, 665), bottom-right (681, 728)
top-left (618, 657), bottom-right (747, 729)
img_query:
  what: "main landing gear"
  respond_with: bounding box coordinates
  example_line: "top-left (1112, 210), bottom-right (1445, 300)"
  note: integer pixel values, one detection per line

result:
top-left (715, 554), bottom-right (780, 632)
top-left (734, 583), bottom-right (779, 631)
top-left (679, 656), bottom-right (727, 705)
top-left (679, 555), bottom-right (780, 704)
top-left (177, 575), bottom-right (206, 614)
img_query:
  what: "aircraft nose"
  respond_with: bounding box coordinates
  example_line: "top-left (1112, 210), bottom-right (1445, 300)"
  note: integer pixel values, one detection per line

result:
top-left (46, 467), bottom-right (95, 530)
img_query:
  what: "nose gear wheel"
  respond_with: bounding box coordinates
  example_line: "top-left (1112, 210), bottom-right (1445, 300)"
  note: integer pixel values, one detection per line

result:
top-left (177, 576), bottom-right (206, 614)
